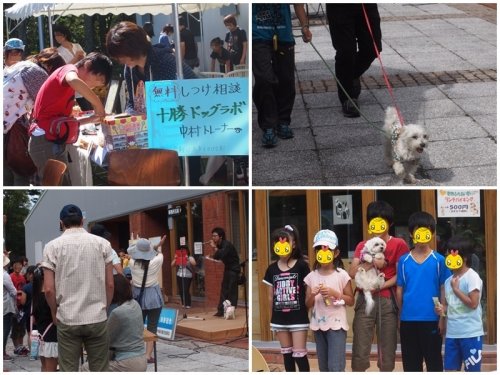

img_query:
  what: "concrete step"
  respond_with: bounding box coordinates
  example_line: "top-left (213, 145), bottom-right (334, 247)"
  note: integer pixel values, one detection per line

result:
top-left (166, 302), bottom-right (248, 341)
top-left (254, 343), bottom-right (497, 372)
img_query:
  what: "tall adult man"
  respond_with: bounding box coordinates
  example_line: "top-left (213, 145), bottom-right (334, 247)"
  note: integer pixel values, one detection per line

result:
top-left (179, 18), bottom-right (199, 69)
top-left (209, 227), bottom-right (240, 317)
top-left (41, 204), bottom-right (114, 371)
top-left (326, 4), bottom-right (382, 117)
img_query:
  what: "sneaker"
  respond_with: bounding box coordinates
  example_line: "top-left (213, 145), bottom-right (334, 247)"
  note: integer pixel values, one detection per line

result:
top-left (4, 353), bottom-right (13, 361)
top-left (214, 311), bottom-right (224, 317)
top-left (14, 346), bottom-right (29, 356)
top-left (276, 123), bottom-right (294, 139)
top-left (186, 306), bottom-right (191, 309)
top-left (342, 99), bottom-right (360, 118)
top-left (261, 129), bottom-right (277, 147)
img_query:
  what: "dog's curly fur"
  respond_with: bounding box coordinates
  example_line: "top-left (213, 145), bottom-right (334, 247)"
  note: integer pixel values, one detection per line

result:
top-left (355, 237), bottom-right (386, 315)
top-left (223, 299), bottom-right (235, 320)
top-left (383, 106), bottom-right (429, 183)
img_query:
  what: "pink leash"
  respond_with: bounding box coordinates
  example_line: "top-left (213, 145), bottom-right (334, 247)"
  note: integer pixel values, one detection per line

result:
top-left (362, 4), bottom-right (405, 126)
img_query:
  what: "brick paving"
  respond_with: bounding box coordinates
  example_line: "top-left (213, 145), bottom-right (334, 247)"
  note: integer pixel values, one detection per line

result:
top-left (295, 4), bottom-right (497, 94)
top-left (298, 68), bottom-right (497, 94)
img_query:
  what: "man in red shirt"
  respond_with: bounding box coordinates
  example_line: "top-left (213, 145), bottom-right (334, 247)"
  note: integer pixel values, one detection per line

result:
top-left (349, 201), bottom-right (409, 371)
top-left (9, 258), bottom-right (28, 355)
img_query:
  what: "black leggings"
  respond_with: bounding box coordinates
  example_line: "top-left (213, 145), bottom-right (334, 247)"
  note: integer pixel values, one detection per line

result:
top-left (176, 276), bottom-right (193, 306)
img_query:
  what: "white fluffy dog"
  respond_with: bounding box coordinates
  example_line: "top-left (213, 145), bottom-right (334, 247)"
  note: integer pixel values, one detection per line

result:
top-left (355, 237), bottom-right (386, 315)
top-left (383, 106), bottom-right (429, 183)
top-left (223, 300), bottom-right (235, 320)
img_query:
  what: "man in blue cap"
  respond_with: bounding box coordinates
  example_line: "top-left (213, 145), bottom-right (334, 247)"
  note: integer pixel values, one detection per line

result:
top-left (41, 204), bottom-right (114, 371)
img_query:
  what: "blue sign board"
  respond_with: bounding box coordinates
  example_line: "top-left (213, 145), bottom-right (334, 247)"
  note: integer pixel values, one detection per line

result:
top-left (145, 308), bottom-right (178, 340)
top-left (145, 78), bottom-right (248, 156)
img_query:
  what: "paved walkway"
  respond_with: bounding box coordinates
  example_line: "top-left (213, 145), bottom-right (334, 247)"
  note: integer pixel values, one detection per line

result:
top-left (252, 3), bottom-right (497, 186)
top-left (3, 333), bottom-right (248, 372)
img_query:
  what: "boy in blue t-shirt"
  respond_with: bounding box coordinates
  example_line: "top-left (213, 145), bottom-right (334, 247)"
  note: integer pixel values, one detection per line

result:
top-left (435, 235), bottom-right (484, 372)
top-left (396, 211), bottom-right (451, 372)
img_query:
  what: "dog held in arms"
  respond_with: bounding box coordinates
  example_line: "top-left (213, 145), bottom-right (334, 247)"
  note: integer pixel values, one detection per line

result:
top-left (383, 106), bottom-right (428, 183)
top-left (223, 299), bottom-right (235, 320)
top-left (355, 237), bottom-right (386, 315)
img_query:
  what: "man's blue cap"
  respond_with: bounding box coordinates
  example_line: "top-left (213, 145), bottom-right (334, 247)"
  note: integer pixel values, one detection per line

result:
top-left (60, 204), bottom-right (83, 220)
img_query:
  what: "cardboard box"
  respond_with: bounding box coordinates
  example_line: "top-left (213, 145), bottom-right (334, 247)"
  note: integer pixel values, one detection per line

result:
top-left (101, 114), bottom-right (148, 150)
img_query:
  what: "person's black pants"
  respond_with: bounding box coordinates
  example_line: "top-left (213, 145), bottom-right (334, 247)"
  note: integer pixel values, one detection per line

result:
top-left (252, 42), bottom-right (296, 130)
top-left (176, 276), bottom-right (193, 307)
top-left (400, 320), bottom-right (444, 371)
top-left (326, 4), bottom-right (382, 104)
top-left (3, 312), bottom-right (13, 354)
top-left (216, 269), bottom-right (239, 314)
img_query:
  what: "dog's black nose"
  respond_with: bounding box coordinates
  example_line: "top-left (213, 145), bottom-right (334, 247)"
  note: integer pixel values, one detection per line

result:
top-left (420, 143), bottom-right (426, 148)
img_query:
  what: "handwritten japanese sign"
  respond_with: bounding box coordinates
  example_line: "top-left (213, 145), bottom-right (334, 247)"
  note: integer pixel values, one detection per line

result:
top-left (437, 190), bottom-right (481, 217)
top-left (145, 78), bottom-right (248, 156)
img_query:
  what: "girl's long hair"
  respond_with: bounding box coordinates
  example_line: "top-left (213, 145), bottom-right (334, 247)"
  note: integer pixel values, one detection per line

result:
top-left (270, 227), bottom-right (305, 266)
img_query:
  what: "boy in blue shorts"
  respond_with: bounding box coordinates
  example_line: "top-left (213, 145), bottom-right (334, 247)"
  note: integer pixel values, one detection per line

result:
top-left (435, 235), bottom-right (483, 372)
top-left (396, 211), bottom-right (451, 371)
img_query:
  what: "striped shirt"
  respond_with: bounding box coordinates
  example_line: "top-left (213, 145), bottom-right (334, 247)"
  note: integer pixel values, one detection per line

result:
top-left (41, 227), bottom-right (114, 325)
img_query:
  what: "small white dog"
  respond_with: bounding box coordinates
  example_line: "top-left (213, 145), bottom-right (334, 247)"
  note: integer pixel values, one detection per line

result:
top-left (383, 106), bottom-right (429, 183)
top-left (223, 300), bottom-right (235, 320)
top-left (355, 237), bottom-right (386, 315)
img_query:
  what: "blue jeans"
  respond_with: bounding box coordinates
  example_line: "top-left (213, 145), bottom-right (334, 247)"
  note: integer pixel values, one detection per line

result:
top-left (314, 329), bottom-right (347, 371)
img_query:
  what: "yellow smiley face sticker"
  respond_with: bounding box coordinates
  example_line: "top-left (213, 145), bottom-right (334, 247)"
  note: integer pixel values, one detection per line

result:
top-left (413, 227), bottom-right (432, 244)
top-left (368, 217), bottom-right (388, 234)
top-left (445, 250), bottom-right (463, 270)
top-left (316, 249), bottom-right (334, 264)
top-left (274, 237), bottom-right (291, 256)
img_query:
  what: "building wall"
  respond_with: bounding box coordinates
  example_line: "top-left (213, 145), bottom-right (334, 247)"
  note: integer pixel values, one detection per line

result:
top-left (25, 190), bottom-right (218, 264)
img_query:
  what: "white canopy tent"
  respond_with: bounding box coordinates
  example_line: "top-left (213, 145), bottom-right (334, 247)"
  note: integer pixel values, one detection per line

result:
top-left (5, 2), bottom-right (233, 186)
top-left (5, 2), bottom-right (229, 76)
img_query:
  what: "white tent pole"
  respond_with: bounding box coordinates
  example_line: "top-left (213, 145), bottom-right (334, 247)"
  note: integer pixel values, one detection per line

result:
top-left (172, 3), bottom-right (190, 186)
top-left (172, 4), bottom-right (183, 79)
top-left (198, 5), bottom-right (205, 71)
top-left (48, 8), bottom-right (54, 47)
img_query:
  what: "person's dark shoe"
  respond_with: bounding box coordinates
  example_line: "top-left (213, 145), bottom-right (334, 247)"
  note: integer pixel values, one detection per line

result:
top-left (276, 123), bottom-right (294, 139)
top-left (352, 77), bottom-right (361, 98)
top-left (261, 128), bottom-right (278, 147)
top-left (214, 311), bottom-right (224, 317)
top-left (342, 99), bottom-right (360, 118)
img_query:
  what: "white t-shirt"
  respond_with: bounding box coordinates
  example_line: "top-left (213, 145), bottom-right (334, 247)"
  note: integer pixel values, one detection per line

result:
top-left (129, 253), bottom-right (163, 288)
top-left (444, 268), bottom-right (484, 338)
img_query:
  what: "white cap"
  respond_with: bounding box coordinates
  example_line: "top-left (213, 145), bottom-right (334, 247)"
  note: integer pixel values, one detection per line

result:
top-left (313, 230), bottom-right (338, 250)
